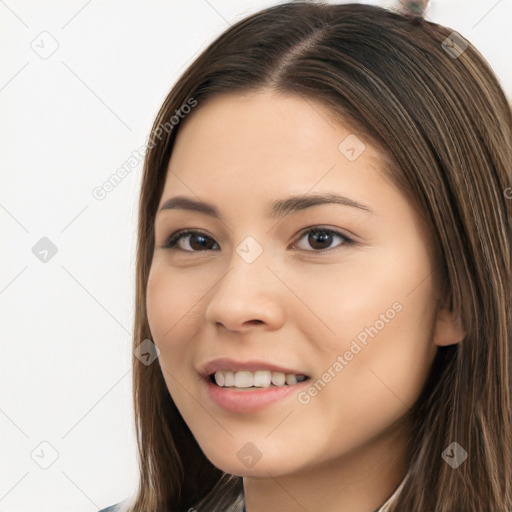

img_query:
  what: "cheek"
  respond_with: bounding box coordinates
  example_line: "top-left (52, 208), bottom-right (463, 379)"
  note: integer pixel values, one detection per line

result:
top-left (146, 265), bottom-right (203, 410)
top-left (364, 289), bottom-right (438, 407)
top-left (302, 297), bottom-right (437, 453)
top-left (278, 248), bottom-right (429, 352)
top-left (314, 291), bottom-right (437, 435)
top-left (293, 244), bottom-right (438, 406)
top-left (146, 264), bottom-right (201, 359)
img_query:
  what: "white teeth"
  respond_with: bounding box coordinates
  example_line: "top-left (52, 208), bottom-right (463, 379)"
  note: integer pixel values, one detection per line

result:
top-left (213, 370), bottom-right (307, 388)
top-left (285, 374), bottom-right (297, 385)
top-left (215, 371), bottom-right (225, 386)
top-left (253, 370), bottom-right (271, 387)
top-left (271, 371), bottom-right (285, 387)
top-left (234, 370), bottom-right (253, 388)
top-left (224, 371), bottom-right (235, 387)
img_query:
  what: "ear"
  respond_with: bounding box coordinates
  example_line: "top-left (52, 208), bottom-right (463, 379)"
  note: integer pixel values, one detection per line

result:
top-left (432, 306), bottom-right (466, 347)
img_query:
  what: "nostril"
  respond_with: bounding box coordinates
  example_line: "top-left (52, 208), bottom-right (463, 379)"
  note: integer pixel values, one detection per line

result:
top-left (244, 319), bottom-right (264, 326)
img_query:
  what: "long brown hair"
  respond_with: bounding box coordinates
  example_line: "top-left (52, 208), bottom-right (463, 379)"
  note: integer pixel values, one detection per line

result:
top-left (129, 2), bottom-right (512, 511)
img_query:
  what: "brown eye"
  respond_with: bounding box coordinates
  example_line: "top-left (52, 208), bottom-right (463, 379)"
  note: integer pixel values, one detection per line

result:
top-left (164, 230), bottom-right (219, 251)
top-left (293, 228), bottom-right (353, 253)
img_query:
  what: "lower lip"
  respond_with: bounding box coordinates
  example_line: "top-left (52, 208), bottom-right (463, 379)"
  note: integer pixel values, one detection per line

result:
top-left (203, 377), bottom-right (310, 413)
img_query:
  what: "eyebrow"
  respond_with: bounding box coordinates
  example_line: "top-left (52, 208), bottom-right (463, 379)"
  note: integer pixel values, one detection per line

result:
top-left (157, 192), bottom-right (374, 220)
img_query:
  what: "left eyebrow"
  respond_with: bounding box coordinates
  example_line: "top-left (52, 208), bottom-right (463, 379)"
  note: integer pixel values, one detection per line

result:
top-left (157, 192), bottom-right (375, 221)
top-left (269, 192), bottom-right (374, 217)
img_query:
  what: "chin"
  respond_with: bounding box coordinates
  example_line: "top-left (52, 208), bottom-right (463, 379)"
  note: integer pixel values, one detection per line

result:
top-left (200, 443), bottom-right (305, 477)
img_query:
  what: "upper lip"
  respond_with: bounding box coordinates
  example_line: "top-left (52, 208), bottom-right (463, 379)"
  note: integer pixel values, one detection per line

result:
top-left (198, 357), bottom-right (309, 378)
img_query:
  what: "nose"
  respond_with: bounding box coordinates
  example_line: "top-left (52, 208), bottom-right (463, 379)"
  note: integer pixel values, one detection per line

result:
top-left (204, 246), bottom-right (286, 332)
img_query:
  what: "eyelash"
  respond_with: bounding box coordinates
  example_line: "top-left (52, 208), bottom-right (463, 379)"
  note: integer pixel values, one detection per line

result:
top-left (162, 227), bottom-right (355, 254)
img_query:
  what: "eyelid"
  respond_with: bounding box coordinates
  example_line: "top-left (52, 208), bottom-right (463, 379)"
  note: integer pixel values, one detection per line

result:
top-left (160, 226), bottom-right (356, 254)
top-left (162, 229), bottom-right (220, 251)
top-left (293, 226), bottom-right (354, 253)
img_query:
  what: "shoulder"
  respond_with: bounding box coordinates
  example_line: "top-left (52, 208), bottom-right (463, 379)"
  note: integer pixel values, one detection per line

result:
top-left (98, 493), bottom-right (135, 512)
top-left (98, 505), bottom-right (121, 512)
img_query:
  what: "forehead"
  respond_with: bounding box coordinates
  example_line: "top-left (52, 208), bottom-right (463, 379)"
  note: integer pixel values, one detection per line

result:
top-left (172, 91), bottom-right (373, 157)
top-left (163, 90), bottom-right (393, 198)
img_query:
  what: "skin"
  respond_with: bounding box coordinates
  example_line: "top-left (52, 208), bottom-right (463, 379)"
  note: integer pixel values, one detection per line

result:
top-left (146, 90), bottom-right (465, 512)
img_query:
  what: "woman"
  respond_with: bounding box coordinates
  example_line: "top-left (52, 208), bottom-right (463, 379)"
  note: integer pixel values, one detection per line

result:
top-left (100, 2), bottom-right (512, 511)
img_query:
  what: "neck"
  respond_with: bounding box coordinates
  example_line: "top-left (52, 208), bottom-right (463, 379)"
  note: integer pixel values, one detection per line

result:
top-left (242, 422), bottom-right (408, 512)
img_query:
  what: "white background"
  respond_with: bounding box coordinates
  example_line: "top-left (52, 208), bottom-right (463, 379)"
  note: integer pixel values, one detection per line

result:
top-left (1, 1), bottom-right (511, 511)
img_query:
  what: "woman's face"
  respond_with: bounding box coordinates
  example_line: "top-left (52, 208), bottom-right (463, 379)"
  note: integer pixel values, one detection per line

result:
top-left (146, 90), bottom-right (455, 477)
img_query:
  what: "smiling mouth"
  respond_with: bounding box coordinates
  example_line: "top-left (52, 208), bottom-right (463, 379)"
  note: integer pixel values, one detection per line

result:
top-left (208, 370), bottom-right (310, 389)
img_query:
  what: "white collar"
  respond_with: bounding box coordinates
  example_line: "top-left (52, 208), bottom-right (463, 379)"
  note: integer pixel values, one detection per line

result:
top-left (374, 475), bottom-right (407, 512)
